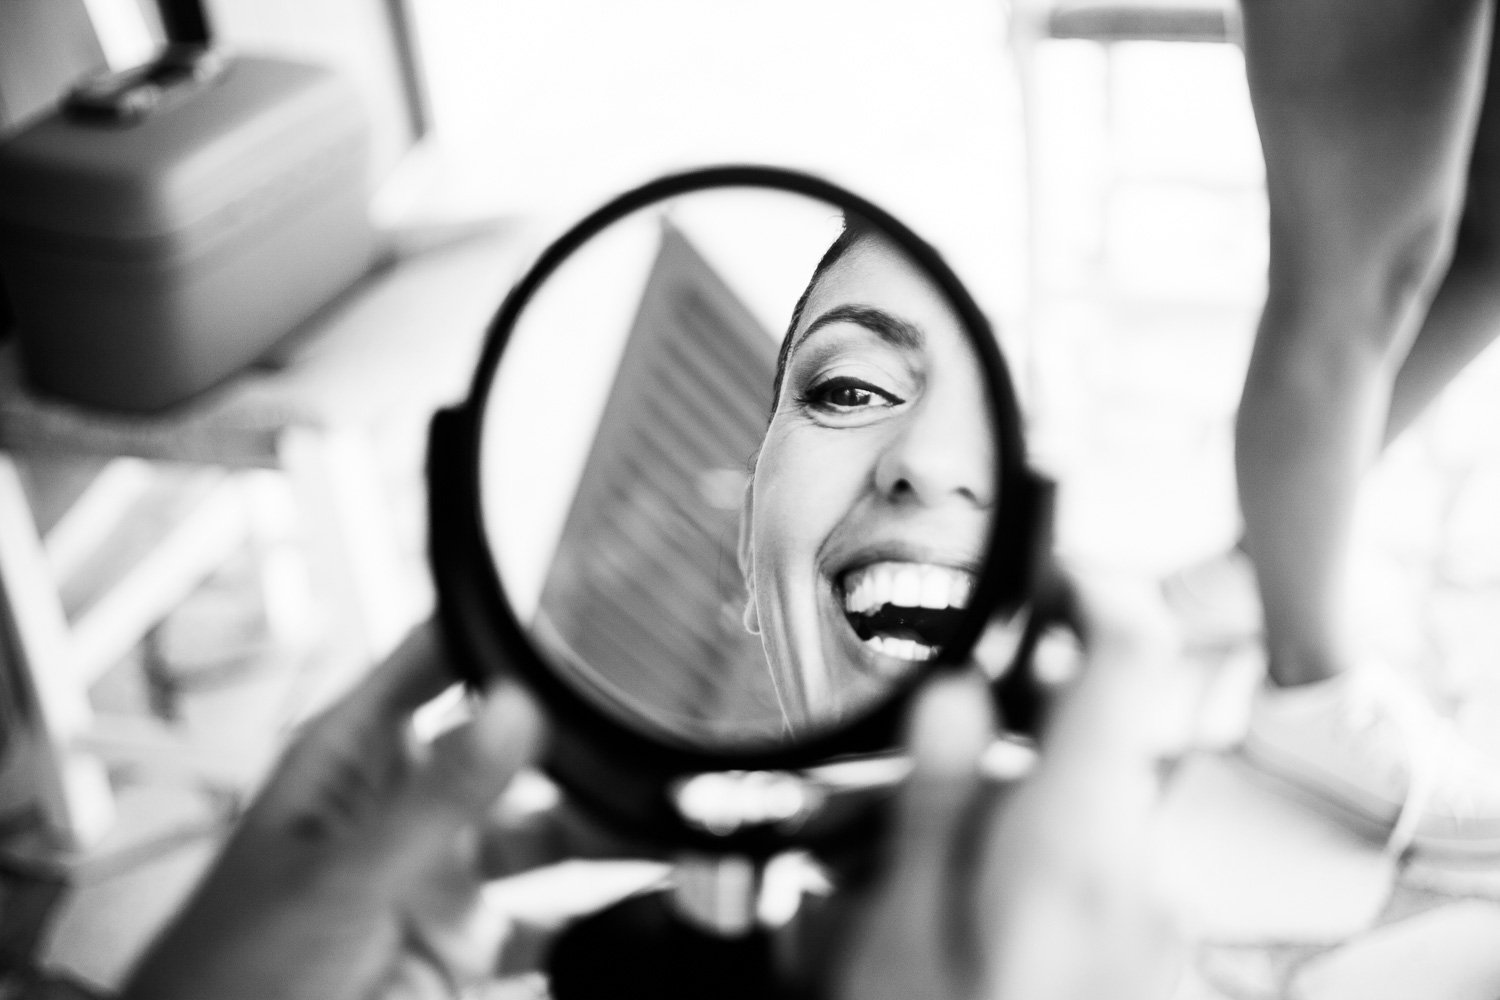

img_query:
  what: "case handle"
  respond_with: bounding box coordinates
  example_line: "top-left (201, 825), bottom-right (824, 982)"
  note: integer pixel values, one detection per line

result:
top-left (63, 44), bottom-right (226, 125)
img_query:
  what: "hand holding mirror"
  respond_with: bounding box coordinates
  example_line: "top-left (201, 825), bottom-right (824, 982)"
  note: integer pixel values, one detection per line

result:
top-left (427, 166), bottom-right (1055, 860)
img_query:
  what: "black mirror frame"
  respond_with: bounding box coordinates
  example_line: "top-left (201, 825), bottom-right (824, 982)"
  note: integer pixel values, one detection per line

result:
top-left (427, 165), bottom-right (1052, 854)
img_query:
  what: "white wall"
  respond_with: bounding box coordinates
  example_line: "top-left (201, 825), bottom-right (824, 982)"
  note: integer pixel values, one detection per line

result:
top-left (404, 0), bottom-right (1029, 339)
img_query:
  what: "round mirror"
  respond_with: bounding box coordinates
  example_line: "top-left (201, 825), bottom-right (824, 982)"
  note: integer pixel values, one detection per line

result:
top-left (429, 167), bottom-right (1049, 843)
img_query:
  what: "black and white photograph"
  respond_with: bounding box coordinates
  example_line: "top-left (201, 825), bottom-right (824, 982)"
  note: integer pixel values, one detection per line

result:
top-left (4, 2), bottom-right (1500, 998)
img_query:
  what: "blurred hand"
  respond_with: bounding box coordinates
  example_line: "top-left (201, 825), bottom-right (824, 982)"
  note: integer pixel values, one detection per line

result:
top-left (120, 621), bottom-right (544, 1000)
top-left (118, 576), bottom-right (1185, 1000)
top-left (835, 572), bottom-right (1185, 1000)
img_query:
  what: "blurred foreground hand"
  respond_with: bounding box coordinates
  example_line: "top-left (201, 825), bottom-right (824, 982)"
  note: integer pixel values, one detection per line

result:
top-left (119, 575), bottom-right (1184, 1000)
top-left (834, 571), bottom-right (1186, 1000)
top-left (120, 622), bottom-right (543, 1000)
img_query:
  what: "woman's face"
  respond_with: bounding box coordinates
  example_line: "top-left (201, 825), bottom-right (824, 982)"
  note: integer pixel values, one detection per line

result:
top-left (741, 232), bottom-right (997, 726)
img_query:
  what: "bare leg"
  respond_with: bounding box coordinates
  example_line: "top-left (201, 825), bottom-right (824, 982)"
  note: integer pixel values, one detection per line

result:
top-left (1238, 0), bottom-right (1492, 687)
top-left (1385, 26), bottom-right (1500, 447)
top-left (1173, 29), bottom-right (1500, 651)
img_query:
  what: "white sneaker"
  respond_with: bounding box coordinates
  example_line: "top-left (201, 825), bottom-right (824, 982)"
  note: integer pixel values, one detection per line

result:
top-left (1241, 665), bottom-right (1500, 857)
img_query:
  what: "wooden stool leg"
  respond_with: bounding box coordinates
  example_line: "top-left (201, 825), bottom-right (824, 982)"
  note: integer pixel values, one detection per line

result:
top-left (66, 467), bottom-right (249, 688)
top-left (239, 469), bottom-right (316, 651)
top-left (0, 454), bottom-right (113, 850)
top-left (277, 427), bottom-right (426, 715)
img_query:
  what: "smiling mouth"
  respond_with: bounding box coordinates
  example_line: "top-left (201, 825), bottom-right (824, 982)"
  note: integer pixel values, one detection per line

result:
top-left (839, 561), bottom-right (975, 663)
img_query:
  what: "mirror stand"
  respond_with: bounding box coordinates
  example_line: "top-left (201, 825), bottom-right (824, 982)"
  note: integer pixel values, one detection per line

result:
top-left (548, 853), bottom-right (818, 1000)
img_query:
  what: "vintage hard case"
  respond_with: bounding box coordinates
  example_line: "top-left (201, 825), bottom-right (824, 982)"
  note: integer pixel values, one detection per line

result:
top-left (0, 51), bottom-right (375, 411)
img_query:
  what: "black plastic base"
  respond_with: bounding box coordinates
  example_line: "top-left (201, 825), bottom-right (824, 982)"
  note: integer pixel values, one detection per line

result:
top-left (549, 892), bottom-right (797, 1000)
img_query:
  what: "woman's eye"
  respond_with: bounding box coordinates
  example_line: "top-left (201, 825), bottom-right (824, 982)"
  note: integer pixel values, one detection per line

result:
top-left (803, 376), bottom-right (903, 413)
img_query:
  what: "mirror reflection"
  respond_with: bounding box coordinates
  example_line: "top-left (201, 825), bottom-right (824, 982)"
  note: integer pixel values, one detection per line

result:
top-left (479, 188), bottom-right (998, 749)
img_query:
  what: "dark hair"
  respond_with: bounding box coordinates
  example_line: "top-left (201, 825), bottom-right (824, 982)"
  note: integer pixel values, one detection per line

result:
top-left (768, 214), bottom-right (878, 418)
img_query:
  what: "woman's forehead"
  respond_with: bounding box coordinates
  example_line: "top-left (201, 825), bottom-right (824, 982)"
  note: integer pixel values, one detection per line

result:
top-left (796, 236), bottom-right (961, 347)
top-left (802, 236), bottom-right (903, 311)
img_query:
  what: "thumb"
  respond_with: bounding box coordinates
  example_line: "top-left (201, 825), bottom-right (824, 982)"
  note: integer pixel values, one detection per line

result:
top-left (884, 668), bottom-right (995, 930)
top-left (382, 681), bottom-right (545, 872)
top-left (836, 668), bottom-right (996, 1000)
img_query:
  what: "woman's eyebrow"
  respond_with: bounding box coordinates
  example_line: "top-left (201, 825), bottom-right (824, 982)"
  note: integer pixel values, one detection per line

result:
top-left (791, 304), bottom-right (924, 356)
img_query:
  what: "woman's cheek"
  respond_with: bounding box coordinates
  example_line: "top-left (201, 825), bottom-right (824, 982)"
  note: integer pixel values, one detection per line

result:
top-left (756, 427), bottom-right (871, 551)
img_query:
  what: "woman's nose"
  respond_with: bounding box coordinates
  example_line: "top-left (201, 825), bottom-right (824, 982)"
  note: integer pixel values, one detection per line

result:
top-left (873, 390), bottom-right (995, 509)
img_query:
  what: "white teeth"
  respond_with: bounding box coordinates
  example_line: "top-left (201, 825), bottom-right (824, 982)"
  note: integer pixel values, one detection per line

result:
top-left (842, 561), bottom-right (974, 615)
top-left (852, 574), bottom-right (871, 615)
top-left (919, 566), bottom-right (951, 609)
top-left (862, 635), bottom-right (938, 662)
top-left (892, 568), bottom-right (922, 608)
